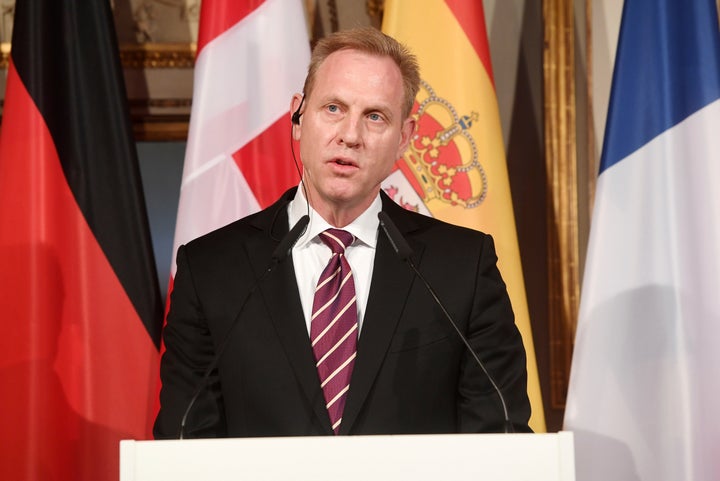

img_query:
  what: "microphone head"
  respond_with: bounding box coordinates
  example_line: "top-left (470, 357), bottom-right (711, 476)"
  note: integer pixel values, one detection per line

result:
top-left (378, 211), bottom-right (414, 260)
top-left (271, 215), bottom-right (309, 262)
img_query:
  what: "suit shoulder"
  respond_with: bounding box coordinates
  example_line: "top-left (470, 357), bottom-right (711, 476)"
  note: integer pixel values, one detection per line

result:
top-left (184, 214), bottom-right (259, 254)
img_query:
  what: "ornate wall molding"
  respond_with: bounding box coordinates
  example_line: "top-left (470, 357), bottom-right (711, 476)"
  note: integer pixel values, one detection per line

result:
top-left (0, 1), bottom-right (199, 140)
top-left (119, 42), bottom-right (195, 69)
top-left (0, 42), bottom-right (8, 68)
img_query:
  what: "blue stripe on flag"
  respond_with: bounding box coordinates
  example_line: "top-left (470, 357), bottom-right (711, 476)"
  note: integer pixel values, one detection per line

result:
top-left (599, 0), bottom-right (720, 174)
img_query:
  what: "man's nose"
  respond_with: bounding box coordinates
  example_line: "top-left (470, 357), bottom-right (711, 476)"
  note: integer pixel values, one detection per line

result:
top-left (337, 114), bottom-right (363, 147)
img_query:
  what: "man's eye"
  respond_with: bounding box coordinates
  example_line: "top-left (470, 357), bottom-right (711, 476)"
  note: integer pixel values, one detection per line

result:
top-left (327, 105), bottom-right (338, 113)
top-left (368, 113), bottom-right (382, 122)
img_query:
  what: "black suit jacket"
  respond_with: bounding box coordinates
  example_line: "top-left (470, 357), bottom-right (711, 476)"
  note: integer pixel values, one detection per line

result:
top-left (154, 188), bottom-right (531, 438)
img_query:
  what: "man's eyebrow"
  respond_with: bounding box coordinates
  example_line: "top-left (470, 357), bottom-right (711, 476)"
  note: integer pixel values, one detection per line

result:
top-left (318, 95), bottom-right (346, 106)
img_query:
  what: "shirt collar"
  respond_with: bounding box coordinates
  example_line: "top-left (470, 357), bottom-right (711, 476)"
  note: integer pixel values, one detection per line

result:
top-left (288, 185), bottom-right (381, 249)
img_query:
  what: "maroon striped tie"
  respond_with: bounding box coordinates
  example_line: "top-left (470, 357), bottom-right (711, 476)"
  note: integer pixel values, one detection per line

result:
top-left (310, 229), bottom-right (358, 434)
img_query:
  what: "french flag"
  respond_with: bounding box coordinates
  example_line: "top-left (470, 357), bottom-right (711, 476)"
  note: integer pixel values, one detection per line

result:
top-left (564, 1), bottom-right (720, 481)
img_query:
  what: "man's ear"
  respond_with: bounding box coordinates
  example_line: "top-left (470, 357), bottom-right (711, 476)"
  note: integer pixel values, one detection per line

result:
top-left (397, 116), bottom-right (416, 157)
top-left (290, 93), bottom-right (304, 140)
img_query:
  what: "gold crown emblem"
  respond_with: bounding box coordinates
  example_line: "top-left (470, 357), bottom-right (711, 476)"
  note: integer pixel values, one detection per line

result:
top-left (398, 80), bottom-right (487, 209)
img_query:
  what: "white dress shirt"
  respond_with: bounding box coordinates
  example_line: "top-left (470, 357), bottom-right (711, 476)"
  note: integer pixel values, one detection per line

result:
top-left (288, 187), bottom-right (380, 335)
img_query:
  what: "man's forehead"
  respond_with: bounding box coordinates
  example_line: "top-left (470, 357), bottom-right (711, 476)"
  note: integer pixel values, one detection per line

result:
top-left (311, 50), bottom-right (403, 95)
top-left (319, 48), bottom-right (395, 69)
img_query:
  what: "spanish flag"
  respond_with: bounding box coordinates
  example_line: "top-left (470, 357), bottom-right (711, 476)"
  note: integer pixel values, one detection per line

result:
top-left (382, 0), bottom-right (545, 432)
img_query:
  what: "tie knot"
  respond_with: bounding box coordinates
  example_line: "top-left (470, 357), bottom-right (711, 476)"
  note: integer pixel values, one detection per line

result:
top-left (319, 229), bottom-right (354, 255)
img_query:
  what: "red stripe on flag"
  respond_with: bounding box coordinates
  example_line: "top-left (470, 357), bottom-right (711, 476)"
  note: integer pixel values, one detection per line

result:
top-left (444, 0), bottom-right (495, 84)
top-left (197, 0), bottom-right (266, 56)
top-left (0, 62), bottom-right (159, 481)
top-left (232, 114), bottom-right (300, 208)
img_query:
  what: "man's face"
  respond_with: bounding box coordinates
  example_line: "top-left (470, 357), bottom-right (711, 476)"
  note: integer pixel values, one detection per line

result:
top-left (292, 49), bottom-right (415, 222)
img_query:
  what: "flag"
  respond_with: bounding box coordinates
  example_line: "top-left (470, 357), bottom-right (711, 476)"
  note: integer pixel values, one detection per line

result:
top-left (564, 1), bottom-right (720, 480)
top-left (381, 0), bottom-right (546, 432)
top-left (168, 0), bottom-right (310, 282)
top-left (0, 0), bottom-right (163, 480)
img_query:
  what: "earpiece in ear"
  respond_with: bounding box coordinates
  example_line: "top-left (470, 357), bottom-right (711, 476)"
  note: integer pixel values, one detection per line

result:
top-left (291, 95), bottom-right (305, 125)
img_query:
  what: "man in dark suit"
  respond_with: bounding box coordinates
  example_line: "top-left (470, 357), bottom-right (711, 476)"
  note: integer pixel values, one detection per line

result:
top-left (154, 27), bottom-right (531, 439)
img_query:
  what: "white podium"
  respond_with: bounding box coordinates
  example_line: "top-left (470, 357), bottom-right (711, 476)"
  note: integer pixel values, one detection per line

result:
top-left (120, 432), bottom-right (575, 481)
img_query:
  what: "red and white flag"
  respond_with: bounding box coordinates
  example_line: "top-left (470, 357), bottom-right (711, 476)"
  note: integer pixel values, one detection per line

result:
top-left (170, 0), bottom-right (310, 282)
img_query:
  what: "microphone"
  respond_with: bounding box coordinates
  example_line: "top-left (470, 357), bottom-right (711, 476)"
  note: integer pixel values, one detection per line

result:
top-left (271, 214), bottom-right (309, 261)
top-left (177, 214), bottom-right (309, 438)
top-left (377, 211), bottom-right (513, 433)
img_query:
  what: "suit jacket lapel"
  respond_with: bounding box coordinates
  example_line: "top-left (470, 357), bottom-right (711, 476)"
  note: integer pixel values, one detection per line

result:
top-left (340, 194), bottom-right (426, 434)
top-left (247, 191), bottom-right (333, 434)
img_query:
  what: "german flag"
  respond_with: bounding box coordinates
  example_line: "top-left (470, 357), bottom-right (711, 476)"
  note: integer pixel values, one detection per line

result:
top-left (0, 1), bottom-right (163, 479)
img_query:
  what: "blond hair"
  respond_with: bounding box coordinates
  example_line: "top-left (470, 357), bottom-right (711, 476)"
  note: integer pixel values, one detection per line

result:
top-left (303, 27), bottom-right (420, 119)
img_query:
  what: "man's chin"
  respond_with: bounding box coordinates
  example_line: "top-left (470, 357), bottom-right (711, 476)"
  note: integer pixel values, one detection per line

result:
top-left (321, 187), bottom-right (379, 210)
